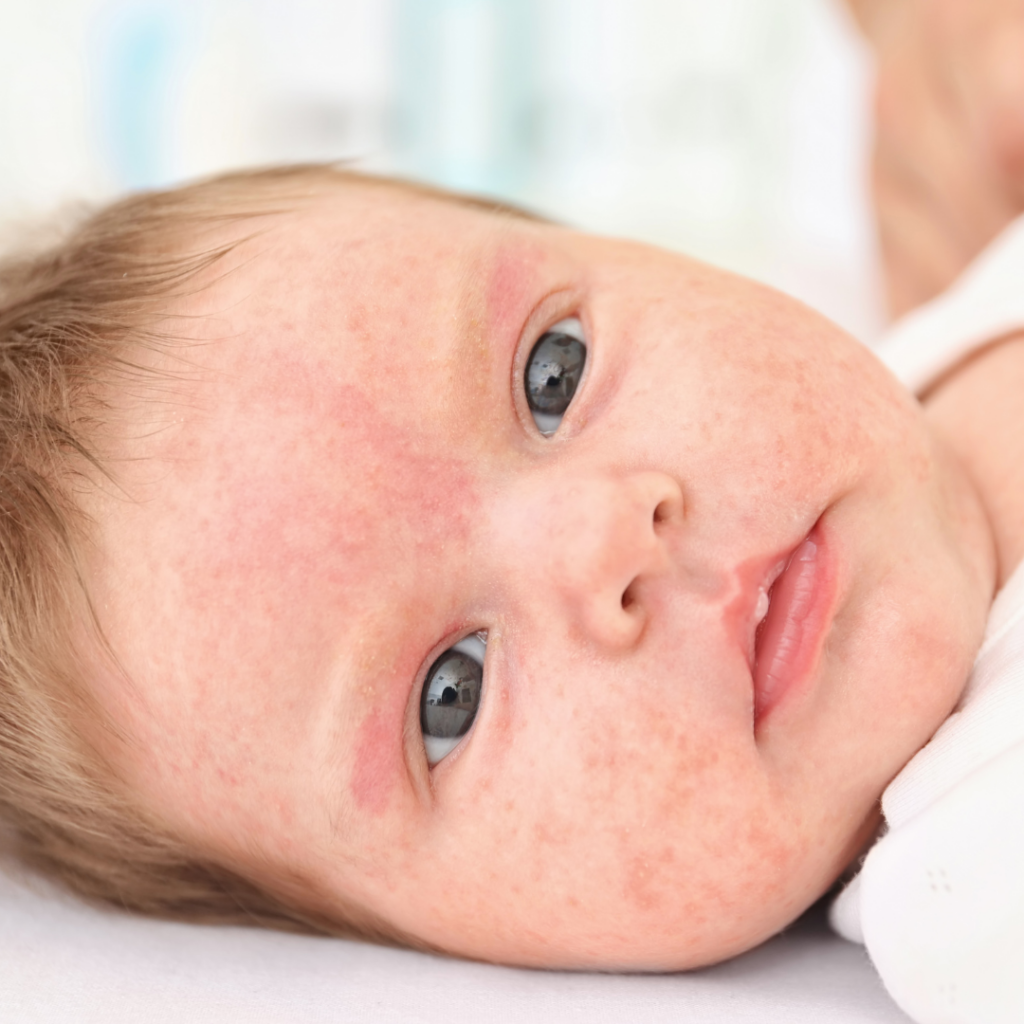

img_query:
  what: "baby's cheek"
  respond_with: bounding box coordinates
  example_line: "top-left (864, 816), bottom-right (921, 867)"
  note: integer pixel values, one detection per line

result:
top-left (475, 695), bottom-right (775, 959)
top-left (116, 371), bottom-right (485, 837)
top-left (349, 707), bottom-right (396, 816)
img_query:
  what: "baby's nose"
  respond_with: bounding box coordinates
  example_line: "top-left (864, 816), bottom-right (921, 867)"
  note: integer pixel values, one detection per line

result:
top-left (496, 470), bottom-right (684, 649)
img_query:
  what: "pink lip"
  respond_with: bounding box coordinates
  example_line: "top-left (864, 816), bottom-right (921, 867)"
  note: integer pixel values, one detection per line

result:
top-left (751, 522), bottom-right (837, 726)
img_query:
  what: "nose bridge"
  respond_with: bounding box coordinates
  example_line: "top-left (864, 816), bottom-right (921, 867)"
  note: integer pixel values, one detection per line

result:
top-left (493, 462), bottom-right (682, 649)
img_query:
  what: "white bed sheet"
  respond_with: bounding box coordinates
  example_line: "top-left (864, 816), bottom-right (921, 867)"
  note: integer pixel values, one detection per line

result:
top-left (0, 868), bottom-right (909, 1024)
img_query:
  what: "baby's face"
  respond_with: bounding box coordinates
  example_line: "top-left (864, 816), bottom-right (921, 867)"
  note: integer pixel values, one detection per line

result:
top-left (82, 182), bottom-right (991, 968)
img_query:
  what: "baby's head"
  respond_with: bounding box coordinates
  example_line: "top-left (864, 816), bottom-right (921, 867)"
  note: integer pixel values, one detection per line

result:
top-left (0, 166), bottom-right (995, 968)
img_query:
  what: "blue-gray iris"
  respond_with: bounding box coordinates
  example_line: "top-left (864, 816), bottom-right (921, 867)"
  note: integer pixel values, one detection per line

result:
top-left (421, 651), bottom-right (483, 740)
top-left (525, 330), bottom-right (586, 415)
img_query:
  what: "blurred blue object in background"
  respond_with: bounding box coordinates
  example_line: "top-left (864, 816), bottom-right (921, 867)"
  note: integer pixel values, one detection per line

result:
top-left (0, 0), bottom-right (884, 340)
top-left (395, 0), bottom-right (536, 197)
top-left (95, 0), bottom-right (188, 188)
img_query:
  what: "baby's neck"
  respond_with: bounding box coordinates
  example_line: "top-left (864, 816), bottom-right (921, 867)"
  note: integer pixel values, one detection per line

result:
top-left (925, 332), bottom-right (1024, 590)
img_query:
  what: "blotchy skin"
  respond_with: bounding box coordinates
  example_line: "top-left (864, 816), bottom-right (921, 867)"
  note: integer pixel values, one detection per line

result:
top-left (79, 182), bottom-right (994, 969)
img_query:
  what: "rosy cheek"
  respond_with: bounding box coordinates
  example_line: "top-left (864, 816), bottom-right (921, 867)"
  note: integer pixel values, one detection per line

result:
top-left (351, 706), bottom-right (399, 814)
top-left (147, 366), bottom-right (482, 817)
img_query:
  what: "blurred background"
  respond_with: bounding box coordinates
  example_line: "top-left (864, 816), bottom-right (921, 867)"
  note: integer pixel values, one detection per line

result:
top-left (0, 0), bottom-right (884, 340)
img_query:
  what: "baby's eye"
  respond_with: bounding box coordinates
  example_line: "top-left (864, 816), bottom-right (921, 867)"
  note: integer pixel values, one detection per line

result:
top-left (524, 317), bottom-right (587, 435)
top-left (420, 633), bottom-right (485, 766)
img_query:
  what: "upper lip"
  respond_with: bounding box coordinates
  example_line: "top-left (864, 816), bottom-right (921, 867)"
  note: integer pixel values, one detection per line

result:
top-left (744, 511), bottom-right (830, 673)
top-left (746, 552), bottom-right (791, 671)
top-left (747, 513), bottom-right (837, 725)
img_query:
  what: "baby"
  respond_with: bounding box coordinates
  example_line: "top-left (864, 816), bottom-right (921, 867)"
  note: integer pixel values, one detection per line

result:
top-left (0, 162), bottom-right (1013, 986)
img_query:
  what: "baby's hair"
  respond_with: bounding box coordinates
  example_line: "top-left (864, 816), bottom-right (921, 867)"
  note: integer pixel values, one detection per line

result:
top-left (0, 164), bottom-right (535, 940)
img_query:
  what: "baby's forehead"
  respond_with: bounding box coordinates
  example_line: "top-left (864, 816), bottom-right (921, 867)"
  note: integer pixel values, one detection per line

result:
top-left (268, 178), bottom-right (545, 258)
top-left (206, 183), bottom-right (536, 322)
top-left (123, 183), bottom-right (555, 474)
top-left (181, 184), bottom-right (555, 386)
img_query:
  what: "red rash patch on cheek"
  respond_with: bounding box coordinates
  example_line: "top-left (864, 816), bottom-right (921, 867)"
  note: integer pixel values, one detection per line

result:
top-left (351, 706), bottom-right (398, 814)
top-left (195, 367), bottom-right (481, 592)
top-left (155, 354), bottom-right (483, 822)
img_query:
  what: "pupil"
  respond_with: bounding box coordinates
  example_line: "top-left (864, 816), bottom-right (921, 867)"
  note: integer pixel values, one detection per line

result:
top-left (525, 330), bottom-right (586, 417)
top-left (420, 651), bottom-right (483, 739)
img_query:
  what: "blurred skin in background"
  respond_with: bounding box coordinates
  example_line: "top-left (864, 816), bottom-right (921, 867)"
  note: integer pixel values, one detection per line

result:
top-left (845, 0), bottom-right (1024, 317)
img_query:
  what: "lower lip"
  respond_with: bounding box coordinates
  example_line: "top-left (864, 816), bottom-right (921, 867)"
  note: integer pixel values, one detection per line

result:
top-left (752, 524), bottom-right (837, 725)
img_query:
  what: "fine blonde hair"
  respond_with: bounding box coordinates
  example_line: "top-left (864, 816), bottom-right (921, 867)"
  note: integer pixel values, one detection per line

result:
top-left (0, 164), bottom-right (521, 940)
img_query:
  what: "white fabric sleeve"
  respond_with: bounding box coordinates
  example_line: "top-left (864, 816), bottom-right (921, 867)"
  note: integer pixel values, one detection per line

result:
top-left (828, 872), bottom-right (864, 944)
top-left (858, 741), bottom-right (1024, 1024)
top-left (875, 214), bottom-right (1024, 394)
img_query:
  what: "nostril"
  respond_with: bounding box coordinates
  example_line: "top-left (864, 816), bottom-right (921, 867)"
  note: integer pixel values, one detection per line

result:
top-left (653, 499), bottom-right (672, 526)
top-left (621, 583), bottom-right (636, 611)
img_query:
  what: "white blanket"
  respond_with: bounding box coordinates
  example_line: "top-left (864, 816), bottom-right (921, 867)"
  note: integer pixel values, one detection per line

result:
top-left (0, 867), bottom-right (909, 1023)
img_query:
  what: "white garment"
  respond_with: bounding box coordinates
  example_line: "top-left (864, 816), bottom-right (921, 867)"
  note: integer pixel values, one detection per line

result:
top-left (829, 214), bottom-right (1024, 1024)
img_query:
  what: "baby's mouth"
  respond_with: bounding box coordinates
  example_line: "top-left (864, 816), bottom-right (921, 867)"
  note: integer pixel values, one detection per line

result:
top-left (750, 522), bottom-right (836, 725)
